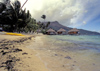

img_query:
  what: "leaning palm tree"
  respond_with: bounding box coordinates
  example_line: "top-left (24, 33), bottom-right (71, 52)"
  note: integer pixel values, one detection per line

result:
top-left (0, 0), bottom-right (31, 32)
top-left (21, 0), bottom-right (28, 9)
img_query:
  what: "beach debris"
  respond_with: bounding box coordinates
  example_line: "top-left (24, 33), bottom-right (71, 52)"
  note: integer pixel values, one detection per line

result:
top-left (3, 47), bottom-right (9, 49)
top-left (2, 60), bottom-right (14, 71)
top-left (22, 52), bottom-right (28, 55)
top-left (0, 36), bottom-right (34, 71)
top-left (55, 54), bottom-right (58, 56)
top-left (74, 61), bottom-right (77, 63)
top-left (93, 63), bottom-right (95, 65)
top-left (2, 52), bottom-right (8, 55)
top-left (65, 56), bottom-right (72, 59)
top-left (0, 56), bottom-right (20, 71)
top-left (72, 65), bottom-right (75, 66)
top-left (1, 44), bottom-right (8, 47)
top-left (62, 65), bottom-right (65, 67)
top-left (13, 48), bottom-right (22, 52)
top-left (1, 50), bottom-right (4, 53)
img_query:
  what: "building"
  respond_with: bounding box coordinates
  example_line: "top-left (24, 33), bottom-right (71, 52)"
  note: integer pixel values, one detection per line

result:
top-left (57, 28), bottom-right (66, 35)
top-left (68, 28), bottom-right (79, 35)
top-left (47, 28), bottom-right (56, 35)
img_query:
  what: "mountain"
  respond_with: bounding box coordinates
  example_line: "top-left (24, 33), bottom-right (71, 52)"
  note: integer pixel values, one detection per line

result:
top-left (46, 21), bottom-right (100, 35)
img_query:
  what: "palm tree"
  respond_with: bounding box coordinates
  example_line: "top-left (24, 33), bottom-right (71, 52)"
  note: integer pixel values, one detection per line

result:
top-left (41, 15), bottom-right (46, 22)
top-left (21, 0), bottom-right (28, 9)
top-left (0, 2), bottom-right (6, 13)
top-left (0, 0), bottom-right (31, 32)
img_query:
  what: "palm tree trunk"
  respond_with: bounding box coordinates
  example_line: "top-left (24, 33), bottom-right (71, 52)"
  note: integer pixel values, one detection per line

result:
top-left (21, 0), bottom-right (28, 9)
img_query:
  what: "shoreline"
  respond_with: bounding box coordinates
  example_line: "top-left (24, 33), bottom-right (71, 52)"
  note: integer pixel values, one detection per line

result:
top-left (0, 34), bottom-right (48, 71)
top-left (0, 34), bottom-right (100, 71)
top-left (26, 35), bottom-right (100, 71)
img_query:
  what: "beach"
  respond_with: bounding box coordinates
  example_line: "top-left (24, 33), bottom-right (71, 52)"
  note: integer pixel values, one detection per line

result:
top-left (0, 34), bottom-right (100, 71)
top-left (0, 34), bottom-right (48, 71)
top-left (27, 35), bottom-right (100, 71)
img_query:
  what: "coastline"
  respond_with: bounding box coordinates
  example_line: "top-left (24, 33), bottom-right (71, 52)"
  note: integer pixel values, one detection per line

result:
top-left (0, 34), bottom-right (48, 71)
top-left (27, 35), bottom-right (100, 71)
top-left (0, 34), bottom-right (100, 71)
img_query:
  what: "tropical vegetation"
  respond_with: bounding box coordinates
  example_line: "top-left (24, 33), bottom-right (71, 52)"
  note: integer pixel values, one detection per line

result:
top-left (0, 0), bottom-right (50, 33)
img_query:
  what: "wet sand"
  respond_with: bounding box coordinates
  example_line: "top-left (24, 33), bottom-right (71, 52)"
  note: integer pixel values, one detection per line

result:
top-left (0, 34), bottom-right (100, 71)
top-left (0, 34), bottom-right (48, 71)
top-left (28, 35), bottom-right (100, 71)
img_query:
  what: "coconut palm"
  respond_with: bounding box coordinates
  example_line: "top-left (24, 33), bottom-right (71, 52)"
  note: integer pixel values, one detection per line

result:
top-left (0, 0), bottom-right (32, 32)
top-left (41, 15), bottom-right (46, 22)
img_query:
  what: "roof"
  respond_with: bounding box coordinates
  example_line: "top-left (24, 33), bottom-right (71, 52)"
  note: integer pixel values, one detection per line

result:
top-left (57, 28), bottom-right (66, 32)
top-left (47, 28), bottom-right (56, 32)
top-left (68, 28), bottom-right (79, 32)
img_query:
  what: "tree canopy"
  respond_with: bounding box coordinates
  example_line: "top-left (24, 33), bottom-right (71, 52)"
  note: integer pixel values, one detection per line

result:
top-left (0, 0), bottom-right (50, 34)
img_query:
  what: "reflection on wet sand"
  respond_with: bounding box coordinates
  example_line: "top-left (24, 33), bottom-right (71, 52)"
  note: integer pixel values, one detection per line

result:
top-left (28, 35), bottom-right (100, 71)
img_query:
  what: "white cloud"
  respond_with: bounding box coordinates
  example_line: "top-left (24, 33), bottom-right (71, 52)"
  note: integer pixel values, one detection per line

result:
top-left (83, 21), bottom-right (86, 25)
top-left (19, 0), bottom-right (84, 26)
top-left (71, 0), bottom-right (100, 27)
top-left (0, 0), bottom-right (100, 28)
top-left (98, 31), bottom-right (100, 33)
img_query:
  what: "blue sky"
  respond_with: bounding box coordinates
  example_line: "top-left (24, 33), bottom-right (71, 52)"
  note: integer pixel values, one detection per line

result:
top-left (73, 0), bottom-right (100, 32)
top-left (7, 0), bottom-right (100, 33)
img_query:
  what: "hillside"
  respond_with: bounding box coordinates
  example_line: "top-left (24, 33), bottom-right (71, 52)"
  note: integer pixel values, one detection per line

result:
top-left (46, 21), bottom-right (100, 35)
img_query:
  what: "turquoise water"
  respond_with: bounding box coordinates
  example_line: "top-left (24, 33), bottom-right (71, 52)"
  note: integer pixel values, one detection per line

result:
top-left (29, 35), bottom-right (100, 71)
top-left (47, 35), bottom-right (100, 51)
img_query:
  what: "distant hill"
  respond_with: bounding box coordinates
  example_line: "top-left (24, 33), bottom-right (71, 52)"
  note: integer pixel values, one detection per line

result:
top-left (44, 21), bottom-right (100, 35)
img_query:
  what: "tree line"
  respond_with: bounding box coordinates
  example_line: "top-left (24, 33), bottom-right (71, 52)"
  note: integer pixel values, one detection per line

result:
top-left (0, 0), bottom-right (50, 33)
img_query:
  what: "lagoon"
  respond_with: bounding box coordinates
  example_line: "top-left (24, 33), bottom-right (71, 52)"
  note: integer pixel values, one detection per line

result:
top-left (29, 35), bottom-right (100, 71)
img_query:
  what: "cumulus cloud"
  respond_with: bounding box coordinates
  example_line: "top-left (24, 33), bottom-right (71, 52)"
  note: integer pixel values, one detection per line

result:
top-left (19, 0), bottom-right (83, 26)
top-left (98, 31), bottom-right (100, 33)
top-left (71, 0), bottom-right (100, 27)
top-left (0, 0), bottom-right (100, 28)
top-left (83, 21), bottom-right (86, 25)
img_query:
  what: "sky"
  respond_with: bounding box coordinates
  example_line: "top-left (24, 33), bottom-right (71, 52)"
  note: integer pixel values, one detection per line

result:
top-left (1, 0), bottom-right (100, 32)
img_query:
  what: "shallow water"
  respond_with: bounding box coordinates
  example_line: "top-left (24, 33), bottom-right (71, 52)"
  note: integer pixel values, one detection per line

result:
top-left (29, 35), bottom-right (100, 71)
top-left (47, 35), bottom-right (100, 51)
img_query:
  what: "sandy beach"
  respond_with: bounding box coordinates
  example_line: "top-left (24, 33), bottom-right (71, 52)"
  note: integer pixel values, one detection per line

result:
top-left (0, 34), bottom-right (100, 71)
top-left (27, 35), bottom-right (100, 71)
top-left (0, 34), bottom-right (48, 71)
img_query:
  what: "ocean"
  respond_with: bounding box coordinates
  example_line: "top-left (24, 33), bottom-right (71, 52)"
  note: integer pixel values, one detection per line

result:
top-left (29, 35), bottom-right (100, 71)
top-left (47, 35), bottom-right (100, 51)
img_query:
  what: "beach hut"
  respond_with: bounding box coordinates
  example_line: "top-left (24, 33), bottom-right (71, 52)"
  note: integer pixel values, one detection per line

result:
top-left (47, 28), bottom-right (56, 35)
top-left (57, 28), bottom-right (66, 35)
top-left (68, 28), bottom-right (79, 35)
